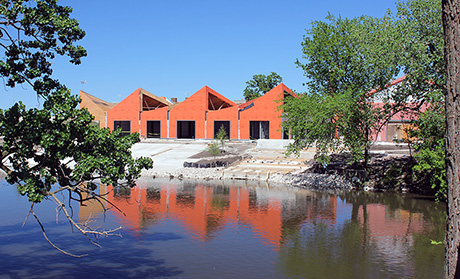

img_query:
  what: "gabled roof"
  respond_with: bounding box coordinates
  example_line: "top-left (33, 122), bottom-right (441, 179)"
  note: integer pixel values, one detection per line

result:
top-left (238, 83), bottom-right (296, 110)
top-left (205, 86), bottom-right (236, 110)
top-left (79, 90), bottom-right (116, 112)
top-left (139, 88), bottom-right (173, 111)
top-left (175, 86), bottom-right (237, 111)
top-left (368, 75), bottom-right (407, 95)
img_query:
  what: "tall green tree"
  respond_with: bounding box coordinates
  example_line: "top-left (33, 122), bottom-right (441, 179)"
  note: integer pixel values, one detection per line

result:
top-left (394, 0), bottom-right (446, 200)
top-left (284, 0), bottom-right (444, 173)
top-left (243, 72), bottom-right (282, 101)
top-left (0, 0), bottom-right (153, 256)
top-left (284, 14), bottom-right (402, 168)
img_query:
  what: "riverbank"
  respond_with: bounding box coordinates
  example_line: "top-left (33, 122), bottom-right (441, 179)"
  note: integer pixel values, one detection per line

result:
top-left (139, 140), bottom-right (414, 192)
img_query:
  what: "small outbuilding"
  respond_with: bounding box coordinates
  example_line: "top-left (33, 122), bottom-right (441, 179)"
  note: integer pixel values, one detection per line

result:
top-left (79, 90), bottom-right (115, 128)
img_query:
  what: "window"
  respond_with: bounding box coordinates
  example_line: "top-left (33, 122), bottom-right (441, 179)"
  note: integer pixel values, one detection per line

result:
top-left (250, 121), bottom-right (269, 139)
top-left (113, 121), bottom-right (131, 136)
top-left (147, 121), bottom-right (161, 138)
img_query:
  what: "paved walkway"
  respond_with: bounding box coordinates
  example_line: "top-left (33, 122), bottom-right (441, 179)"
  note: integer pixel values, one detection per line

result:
top-left (131, 141), bottom-right (207, 172)
top-left (221, 147), bottom-right (316, 179)
top-left (131, 140), bottom-right (411, 178)
top-left (132, 140), bottom-right (317, 177)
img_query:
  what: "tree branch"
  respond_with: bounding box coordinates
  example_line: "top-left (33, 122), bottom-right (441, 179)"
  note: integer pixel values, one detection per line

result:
top-left (48, 190), bottom-right (122, 242)
top-left (30, 207), bottom-right (88, 258)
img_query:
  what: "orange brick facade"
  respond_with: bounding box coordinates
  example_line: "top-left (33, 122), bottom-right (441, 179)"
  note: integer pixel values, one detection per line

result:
top-left (105, 83), bottom-right (295, 140)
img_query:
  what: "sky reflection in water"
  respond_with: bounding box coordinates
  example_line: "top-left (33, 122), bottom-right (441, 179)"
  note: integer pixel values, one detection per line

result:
top-left (0, 178), bottom-right (446, 279)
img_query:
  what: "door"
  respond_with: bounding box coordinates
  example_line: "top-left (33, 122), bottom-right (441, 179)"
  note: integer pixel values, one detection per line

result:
top-left (177, 121), bottom-right (195, 139)
top-left (250, 121), bottom-right (269, 139)
top-left (214, 121), bottom-right (230, 139)
top-left (113, 121), bottom-right (131, 136)
top-left (147, 121), bottom-right (161, 138)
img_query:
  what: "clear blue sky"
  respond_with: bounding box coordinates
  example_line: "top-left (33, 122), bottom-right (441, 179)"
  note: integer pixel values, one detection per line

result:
top-left (1, 0), bottom-right (403, 109)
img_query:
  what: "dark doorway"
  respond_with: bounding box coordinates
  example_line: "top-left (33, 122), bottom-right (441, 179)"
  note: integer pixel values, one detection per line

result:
top-left (283, 129), bottom-right (290, 139)
top-left (114, 121), bottom-right (131, 136)
top-left (177, 121), bottom-right (195, 139)
top-left (147, 121), bottom-right (161, 138)
top-left (250, 121), bottom-right (269, 139)
top-left (214, 121), bottom-right (230, 139)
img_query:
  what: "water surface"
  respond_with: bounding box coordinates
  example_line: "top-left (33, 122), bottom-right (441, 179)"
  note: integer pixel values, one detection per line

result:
top-left (0, 179), bottom-right (446, 278)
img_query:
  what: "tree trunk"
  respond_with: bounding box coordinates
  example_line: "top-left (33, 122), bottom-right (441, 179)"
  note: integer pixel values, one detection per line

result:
top-left (443, 0), bottom-right (460, 278)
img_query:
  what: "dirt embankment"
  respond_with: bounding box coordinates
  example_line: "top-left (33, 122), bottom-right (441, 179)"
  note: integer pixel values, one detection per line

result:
top-left (164, 141), bottom-right (430, 195)
top-left (184, 141), bottom-right (255, 168)
top-left (306, 153), bottom-right (433, 195)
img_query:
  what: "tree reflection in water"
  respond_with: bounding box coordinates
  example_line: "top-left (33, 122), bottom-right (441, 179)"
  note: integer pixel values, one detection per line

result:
top-left (0, 177), bottom-right (420, 278)
top-left (78, 179), bottom-right (447, 278)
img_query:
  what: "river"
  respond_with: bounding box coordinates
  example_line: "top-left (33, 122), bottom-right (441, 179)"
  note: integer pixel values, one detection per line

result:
top-left (0, 178), bottom-right (446, 278)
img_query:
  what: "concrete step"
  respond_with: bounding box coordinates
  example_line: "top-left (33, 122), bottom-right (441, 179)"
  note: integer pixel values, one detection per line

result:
top-left (221, 158), bottom-right (309, 180)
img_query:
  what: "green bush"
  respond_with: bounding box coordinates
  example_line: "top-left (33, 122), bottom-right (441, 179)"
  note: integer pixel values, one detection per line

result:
top-left (216, 125), bottom-right (228, 148)
top-left (207, 141), bottom-right (221, 157)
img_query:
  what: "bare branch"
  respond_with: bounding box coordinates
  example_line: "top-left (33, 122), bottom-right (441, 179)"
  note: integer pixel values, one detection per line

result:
top-left (48, 191), bottom-right (122, 244)
top-left (30, 208), bottom-right (87, 258)
top-left (22, 203), bottom-right (34, 228)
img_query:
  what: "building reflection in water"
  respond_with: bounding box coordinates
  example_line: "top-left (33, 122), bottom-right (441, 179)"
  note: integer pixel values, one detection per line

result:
top-left (79, 181), bottom-right (338, 248)
top-left (78, 180), bottom-right (441, 255)
top-left (76, 180), bottom-right (445, 278)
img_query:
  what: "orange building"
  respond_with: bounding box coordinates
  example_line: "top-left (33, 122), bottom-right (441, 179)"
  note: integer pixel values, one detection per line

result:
top-left (106, 88), bottom-right (173, 137)
top-left (103, 83), bottom-right (295, 140)
top-left (238, 83), bottom-right (294, 140)
top-left (82, 76), bottom-right (423, 142)
top-left (169, 86), bottom-right (237, 139)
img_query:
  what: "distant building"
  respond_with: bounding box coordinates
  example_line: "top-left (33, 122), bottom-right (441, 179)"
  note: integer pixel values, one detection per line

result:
top-left (79, 90), bottom-right (116, 128)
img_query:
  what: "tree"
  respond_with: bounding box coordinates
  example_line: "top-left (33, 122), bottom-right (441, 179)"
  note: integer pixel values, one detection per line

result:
top-left (284, 0), bottom-right (444, 175)
top-left (243, 72), bottom-right (282, 101)
top-left (0, 0), bottom-right (153, 256)
top-left (409, 99), bottom-right (446, 200)
top-left (0, 0), bottom-right (86, 96)
top-left (216, 124), bottom-right (228, 148)
top-left (396, 0), bottom-right (446, 200)
top-left (442, 0), bottom-right (460, 276)
top-left (284, 14), bottom-right (402, 169)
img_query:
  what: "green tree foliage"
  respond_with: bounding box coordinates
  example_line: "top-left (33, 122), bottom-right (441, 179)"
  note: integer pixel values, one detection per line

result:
top-left (0, 89), bottom-right (153, 203)
top-left (207, 141), bottom-right (221, 157)
top-left (243, 72), bottom-right (282, 101)
top-left (396, 0), bottom-right (446, 200)
top-left (216, 125), bottom-right (228, 148)
top-left (395, 0), bottom-right (444, 98)
top-left (284, 14), bottom-right (402, 166)
top-left (0, 0), bottom-right (87, 96)
top-left (284, 0), bottom-right (445, 182)
top-left (207, 126), bottom-right (228, 157)
top-left (409, 99), bottom-right (446, 201)
top-left (0, 0), bottom-right (153, 255)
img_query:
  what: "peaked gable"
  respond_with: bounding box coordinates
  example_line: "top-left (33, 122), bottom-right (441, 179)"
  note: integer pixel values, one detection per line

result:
top-left (111, 87), bottom-right (172, 112)
top-left (264, 83), bottom-right (296, 98)
top-left (206, 86), bottom-right (236, 110)
top-left (238, 83), bottom-right (296, 110)
top-left (79, 90), bottom-right (115, 112)
top-left (173, 86), bottom-right (236, 111)
top-left (139, 88), bottom-right (173, 111)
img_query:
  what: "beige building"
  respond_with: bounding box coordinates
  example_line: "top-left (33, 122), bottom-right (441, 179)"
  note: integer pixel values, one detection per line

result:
top-left (79, 90), bottom-right (116, 128)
